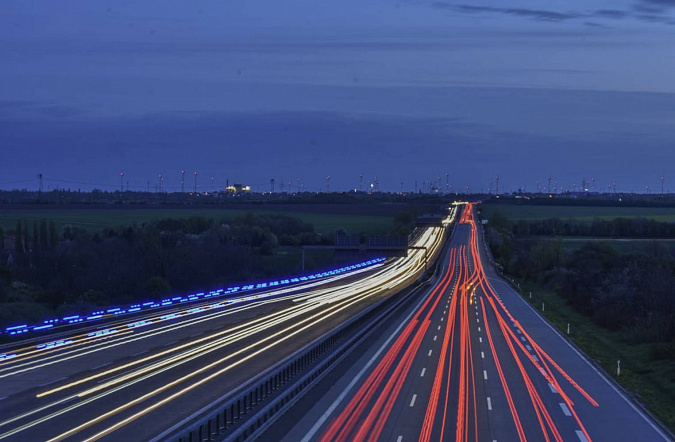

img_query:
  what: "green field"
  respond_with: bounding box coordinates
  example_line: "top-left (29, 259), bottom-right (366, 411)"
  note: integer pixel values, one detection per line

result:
top-left (0, 208), bottom-right (393, 236)
top-left (481, 203), bottom-right (675, 222)
top-left (519, 280), bottom-right (675, 431)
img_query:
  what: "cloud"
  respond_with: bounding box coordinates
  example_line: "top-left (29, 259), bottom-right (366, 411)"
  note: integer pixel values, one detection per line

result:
top-left (638, 0), bottom-right (675, 10)
top-left (591, 10), bottom-right (630, 19)
top-left (440, 4), bottom-right (580, 21)
top-left (428, 2), bottom-right (674, 26)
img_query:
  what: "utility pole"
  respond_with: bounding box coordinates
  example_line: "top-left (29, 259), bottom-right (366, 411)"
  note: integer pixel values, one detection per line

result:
top-left (359, 174), bottom-right (363, 192)
top-left (445, 172), bottom-right (449, 193)
top-left (193, 171), bottom-right (198, 193)
top-left (38, 173), bottom-right (43, 194)
top-left (495, 175), bottom-right (500, 195)
top-left (271, 178), bottom-right (275, 194)
top-left (158, 174), bottom-right (163, 193)
top-left (181, 170), bottom-right (185, 193)
top-left (120, 171), bottom-right (124, 193)
top-left (547, 176), bottom-right (551, 194)
top-left (662, 176), bottom-right (665, 196)
top-left (326, 175), bottom-right (331, 193)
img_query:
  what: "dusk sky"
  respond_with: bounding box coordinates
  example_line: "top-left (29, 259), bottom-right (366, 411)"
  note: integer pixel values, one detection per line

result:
top-left (2, 1), bottom-right (675, 193)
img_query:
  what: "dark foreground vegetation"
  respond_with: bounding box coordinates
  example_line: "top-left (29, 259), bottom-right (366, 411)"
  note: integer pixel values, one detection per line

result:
top-left (486, 211), bottom-right (675, 342)
top-left (484, 209), bottom-right (675, 429)
top-left (0, 210), bottom-right (417, 329)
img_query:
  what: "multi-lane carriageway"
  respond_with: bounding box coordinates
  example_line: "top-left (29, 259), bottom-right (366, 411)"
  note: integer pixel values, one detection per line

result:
top-left (278, 203), bottom-right (672, 442)
top-left (0, 210), bottom-right (452, 441)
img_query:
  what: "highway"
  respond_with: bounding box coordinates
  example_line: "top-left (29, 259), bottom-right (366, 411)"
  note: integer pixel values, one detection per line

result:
top-left (0, 211), bottom-right (453, 441)
top-left (278, 203), bottom-right (672, 442)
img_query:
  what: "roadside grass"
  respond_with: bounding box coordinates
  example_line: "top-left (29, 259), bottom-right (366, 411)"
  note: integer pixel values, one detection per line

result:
top-left (517, 279), bottom-right (675, 432)
top-left (482, 203), bottom-right (675, 222)
top-left (0, 209), bottom-right (393, 236)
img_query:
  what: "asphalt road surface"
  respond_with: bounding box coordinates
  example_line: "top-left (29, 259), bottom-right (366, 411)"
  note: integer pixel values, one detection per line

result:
top-left (278, 203), bottom-right (671, 442)
top-left (0, 218), bottom-right (450, 441)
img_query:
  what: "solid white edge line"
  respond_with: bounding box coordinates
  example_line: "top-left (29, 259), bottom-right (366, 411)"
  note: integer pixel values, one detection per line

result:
top-left (485, 277), bottom-right (673, 441)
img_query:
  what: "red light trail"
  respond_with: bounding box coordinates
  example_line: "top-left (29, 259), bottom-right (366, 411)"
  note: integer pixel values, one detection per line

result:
top-left (318, 203), bottom-right (599, 442)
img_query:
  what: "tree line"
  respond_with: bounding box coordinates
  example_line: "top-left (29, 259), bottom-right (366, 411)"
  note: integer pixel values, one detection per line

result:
top-left (0, 213), bottom-right (330, 327)
top-left (485, 211), bottom-right (675, 349)
top-left (501, 214), bottom-right (675, 238)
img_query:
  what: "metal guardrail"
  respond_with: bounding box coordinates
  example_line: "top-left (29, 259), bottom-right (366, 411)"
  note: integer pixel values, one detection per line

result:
top-left (161, 232), bottom-right (452, 441)
top-left (163, 276), bottom-right (432, 442)
top-left (156, 222), bottom-right (454, 442)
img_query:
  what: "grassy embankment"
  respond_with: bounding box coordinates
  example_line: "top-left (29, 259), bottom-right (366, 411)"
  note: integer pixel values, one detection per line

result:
top-left (482, 202), bottom-right (675, 431)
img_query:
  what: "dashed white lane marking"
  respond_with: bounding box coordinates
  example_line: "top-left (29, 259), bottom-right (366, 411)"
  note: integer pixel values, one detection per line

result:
top-left (477, 318), bottom-right (480, 323)
top-left (526, 345), bottom-right (532, 351)
top-left (410, 394), bottom-right (417, 407)
top-left (438, 325), bottom-right (441, 330)
top-left (576, 430), bottom-right (589, 442)
top-left (434, 335), bottom-right (438, 341)
top-left (481, 351), bottom-right (485, 359)
top-left (132, 350), bottom-right (148, 357)
top-left (428, 350), bottom-right (433, 357)
top-left (397, 437), bottom-right (403, 442)
top-left (91, 362), bottom-right (112, 370)
top-left (516, 329), bottom-right (522, 334)
top-left (479, 337), bottom-right (482, 343)
top-left (444, 310), bottom-right (447, 314)
top-left (164, 340), bottom-right (178, 347)
top-left (483, 370), bottom-right (488, 380)
top-left (487, 397), bottom-right (492, 410)
top-left (548, 383), bottom-right (558, 394)
top-left (421, 368), bottom-right (426, 377)
top-left (38, 376), bottom-right (67, 388)
top-left (520, 336), bottom-right (526, 342)
top-left (478, 327), bottom-right (481, 332)
top-left (533, 355), bottom-right (539, 362)
top-left (560, 403), bottom-right (572, 416)
top-left (299, 289), bottom-right (429, 442)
